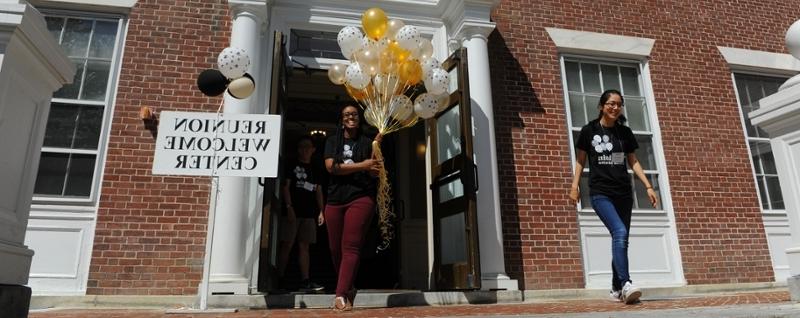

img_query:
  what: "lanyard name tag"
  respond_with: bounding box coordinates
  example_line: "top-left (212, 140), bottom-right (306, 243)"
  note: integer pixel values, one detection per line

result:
top-left (611, 152), bottom-right (625, 165)
top-left (303, 182), bottom-right (316, 191)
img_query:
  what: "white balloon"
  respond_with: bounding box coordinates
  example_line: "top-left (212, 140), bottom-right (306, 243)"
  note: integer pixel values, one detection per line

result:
top-left (217, 47), bottom-right (250, 79)
top-left (390, 95), bottom-right (413, 121)
top-left (414, 93), bottom-right (439, 119)
top-left (395, 25), bottom-right (421, 51)
top-left (374, 74), bottom-right (400, 95)
top-left (421, 57), bottom-right (440, 77)
top-left (417, 39), bottom-right (434, 60)
top-left (345, 63), bottom-right (370, 89)
top-left (434, 93), bottom-right (450, 112)
top-left (425, 68), bottom-right (450, 95)
top-left (337, 26), bottom-right (364, 59)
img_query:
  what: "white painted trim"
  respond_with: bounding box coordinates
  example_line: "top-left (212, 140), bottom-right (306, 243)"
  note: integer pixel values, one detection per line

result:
top-left (718, 46), bottom-right (800, 76)
top-left (28, 0), bottom-right (136, 14)
top-left (546, 28), bottom-right (655, 59)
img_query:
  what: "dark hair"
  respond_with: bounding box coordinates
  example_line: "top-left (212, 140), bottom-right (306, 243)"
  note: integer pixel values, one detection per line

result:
top-left (296, 135), bottom-right (314, 146)
top-left (596, 89), bottom-right (627, 125)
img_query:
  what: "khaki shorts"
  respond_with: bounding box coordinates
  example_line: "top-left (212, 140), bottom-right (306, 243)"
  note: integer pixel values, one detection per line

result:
top-left (280, 217), bottom-right (317, 243)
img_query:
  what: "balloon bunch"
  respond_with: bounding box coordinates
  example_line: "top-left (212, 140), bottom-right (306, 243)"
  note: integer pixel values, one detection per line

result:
top-left (197, 47), bottom-right (256, 99)
top-left (328, 8), bottom-right (451, 249)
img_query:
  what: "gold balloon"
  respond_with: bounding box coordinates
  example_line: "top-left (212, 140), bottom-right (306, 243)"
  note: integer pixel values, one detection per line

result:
top-left (398, 59), bottom-right (422, 85)
top-left (361, 7), bottom-right (388, 40)
top-left (327, 63), bottom-right (347, 85)
top-left (389, 41), bottom-right (410, 63)
top-left (356, 47), bottom-right (380, 75)
top-left (345, 83), bottom-right (367, 101)
top-left (379, 50), bottom-right (398, 74)
top-left (385, 19), bottom-right (405, 40)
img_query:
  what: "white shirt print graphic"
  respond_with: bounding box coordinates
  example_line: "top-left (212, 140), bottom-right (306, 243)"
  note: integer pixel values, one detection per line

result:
top-left (591, 134), bottom-right (613, 153)
top-left (343, 144), bottom-right (354, 164)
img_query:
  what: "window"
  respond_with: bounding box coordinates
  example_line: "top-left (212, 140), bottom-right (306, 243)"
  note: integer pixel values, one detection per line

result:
top-left (33, 14), bottom-right (122, 198)
top-left (733, 73), bottom-right (786, 210)
top-left (564, 58), bottom-right (661, 210)
top-left (289, 29), bottom-right (345, 60)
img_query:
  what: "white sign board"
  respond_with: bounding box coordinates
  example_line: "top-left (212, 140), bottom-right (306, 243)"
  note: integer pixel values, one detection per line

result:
top-left (152, 111), bottom-right (282, 177)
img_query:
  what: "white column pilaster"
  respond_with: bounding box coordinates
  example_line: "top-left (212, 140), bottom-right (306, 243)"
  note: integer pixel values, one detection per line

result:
top-left (456, 22), bottom-right (517, 291)
top-left (209, 1), bottom-right (266, 295)
top-left (751, 19), bottom-right (800, 301)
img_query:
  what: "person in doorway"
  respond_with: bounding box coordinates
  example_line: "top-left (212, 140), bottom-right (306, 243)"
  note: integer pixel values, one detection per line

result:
top-left (277, 135), bottom-right (326, 293)
top-left (568, 89), bottom-right (658, 304)
top-left (323, 105), bottom-right (382, 311)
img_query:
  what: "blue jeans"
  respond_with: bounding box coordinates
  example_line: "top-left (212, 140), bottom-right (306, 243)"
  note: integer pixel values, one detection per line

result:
top-left (591, 194), bottom-right (633, 291)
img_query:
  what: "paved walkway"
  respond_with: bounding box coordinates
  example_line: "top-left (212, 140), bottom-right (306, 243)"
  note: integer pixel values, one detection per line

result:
top-left (29, 291), bottom-right (800, 318)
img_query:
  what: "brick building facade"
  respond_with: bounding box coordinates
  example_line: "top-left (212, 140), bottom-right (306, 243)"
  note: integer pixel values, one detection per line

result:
top-left (17, 0), bottom-right (800, 299)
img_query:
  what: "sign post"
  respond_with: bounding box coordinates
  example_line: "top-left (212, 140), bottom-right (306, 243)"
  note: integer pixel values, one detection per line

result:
top-left (155, 111), bottom-right (282, 312)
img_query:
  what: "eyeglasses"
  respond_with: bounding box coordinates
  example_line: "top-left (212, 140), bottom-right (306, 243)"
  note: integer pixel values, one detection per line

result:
top-left (603, 102), bottom-right (623, 109)
top-left (342, 112), bottom-right (359, 118)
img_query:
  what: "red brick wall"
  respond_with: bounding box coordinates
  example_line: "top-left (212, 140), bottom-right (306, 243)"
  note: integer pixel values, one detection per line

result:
top-left (88, 1), bottom-right (231, 295)
top-left (489, 0), bottom-right (799, 289)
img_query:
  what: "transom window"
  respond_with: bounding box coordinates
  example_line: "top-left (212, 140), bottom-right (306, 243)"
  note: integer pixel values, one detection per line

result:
top-left (33, 14), bottom-right (122, 198)
top-left (563, 58), bottom-right (661, 210)
top-left (733, 73), bottom-right (786, 211)
top-left (289, 29), bottom-right (345, 60)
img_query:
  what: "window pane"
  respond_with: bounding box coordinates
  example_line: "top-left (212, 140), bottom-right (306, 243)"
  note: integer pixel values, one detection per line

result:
top-left (757, 176), bottom-right (769, 209)
top-left (565, 61), bottom-right (581, 92)
top-left (89, 20), bottom-right (118, 59)
top-left (448, 67), bottom-right (458, 94)
top-left (569, 92), bottom-right (587, 127)
top-left (74, 106), bottom-right (104, 149)
top-left (34, 152), bottom-right (69, 195)
top-left (581, 63), bottom-right (601, 93)
top-left (601, 65), bottom-right (619, 91)
top-left (54, 59), bottom-right (85, 99)
top-left (440, 212), bottom-right (467, 264)
top-left (766, 176), bottom-right (784, 209)
top-left (620, 67), bottom-right (640, 96)
top-left (42, 104), bottom-right (78, 148)
top-left (749, 140), bottom-right (766, 174)
top-left (625, 96), bottom-right (649, 131)
top-left (45, 16), bottom-right (64, 42)
top-left (634, 135), bottom-right (656, 170)
top-left (633, 174), bottom-right (660, 210)
top-left (81, 60), bottom-right (111, 101)
top-left (61, 18), bottom-right (92, 57)
top-left (436, 104), bottom-right (461, 164)
top-left (579, 171), bottom-right (591, 207)
top-left (64, 154), bottom-right (96, 196)
top-left (760, 145), bottom-right (777, 175)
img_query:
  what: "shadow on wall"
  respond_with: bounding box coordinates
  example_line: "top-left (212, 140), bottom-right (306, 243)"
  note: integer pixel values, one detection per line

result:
top-left (487, 27), bottom-right (544, 288)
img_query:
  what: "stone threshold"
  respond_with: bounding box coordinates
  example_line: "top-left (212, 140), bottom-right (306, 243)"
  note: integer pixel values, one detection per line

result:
top-left (30, 282), bottom-right (787, 310)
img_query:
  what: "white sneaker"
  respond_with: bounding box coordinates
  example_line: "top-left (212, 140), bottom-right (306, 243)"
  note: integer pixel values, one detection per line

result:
top-left (609, 290), bottom-right (622, 302)
top-left (622, 281), bottom-right (641, 304)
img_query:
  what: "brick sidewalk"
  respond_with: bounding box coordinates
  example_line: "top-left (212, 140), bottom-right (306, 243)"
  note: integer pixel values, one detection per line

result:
top-left (29, 291), bottom-right (791, 318)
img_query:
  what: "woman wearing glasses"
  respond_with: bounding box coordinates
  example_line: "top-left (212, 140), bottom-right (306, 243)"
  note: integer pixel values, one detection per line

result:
top-left (568, 89), bottom-right (658, 304)
top-left (323, 105), bottom-right (382, 311)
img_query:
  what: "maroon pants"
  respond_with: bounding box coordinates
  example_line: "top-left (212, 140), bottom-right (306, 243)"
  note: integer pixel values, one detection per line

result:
top-left (324, 196), bottom-right (375, 297)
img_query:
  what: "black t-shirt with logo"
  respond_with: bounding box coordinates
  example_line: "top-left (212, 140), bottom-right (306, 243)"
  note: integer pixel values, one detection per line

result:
top-left (284, 160), bottom-right (320, 218)
top-left (576, 119), bottom-right (638, 197)
top-left (323, 134), bottom-right (376, 205)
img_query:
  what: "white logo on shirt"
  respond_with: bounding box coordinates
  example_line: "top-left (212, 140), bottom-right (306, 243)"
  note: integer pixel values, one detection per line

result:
top-left (591, 134), bottom-right (613, 153)
top-left (343, 144), bottom-right (354, 164)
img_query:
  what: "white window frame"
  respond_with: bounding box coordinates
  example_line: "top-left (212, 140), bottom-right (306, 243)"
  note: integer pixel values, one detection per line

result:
top-left (731, 71), bottom-right (791, 215)
top-left (560, 54), bottom-right (669, 214)
top-left (32, 9), bottom-right (127, 205)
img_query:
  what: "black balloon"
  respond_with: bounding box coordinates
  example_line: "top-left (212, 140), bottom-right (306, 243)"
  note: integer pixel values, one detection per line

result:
top-left (197, 69), bottom-right (229, 96)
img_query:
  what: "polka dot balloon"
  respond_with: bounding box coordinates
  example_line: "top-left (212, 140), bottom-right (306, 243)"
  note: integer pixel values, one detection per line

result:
top-left (414, 92), bottom-right (439, 119)
top-left (424, 68), bottom-right (449, 95)
top-left (395, 25), bottom-right (420, 51)
top-left (217, 47), bottom-right (250, 79)
top-left (337, 26), bottom-right (364, 60)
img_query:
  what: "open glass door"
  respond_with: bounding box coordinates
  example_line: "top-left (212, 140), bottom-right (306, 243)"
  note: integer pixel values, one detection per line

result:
top-left (429, 48), bottom-right (480, 290)
top-left (258, 30), bottom-right (287, 292)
